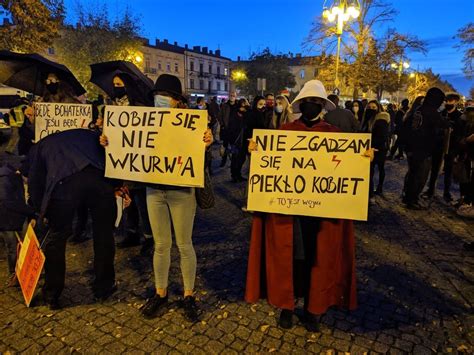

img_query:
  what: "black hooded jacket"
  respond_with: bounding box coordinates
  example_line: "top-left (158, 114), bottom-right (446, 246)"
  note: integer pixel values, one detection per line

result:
top-left (404, 87), bottom-right (446, 159)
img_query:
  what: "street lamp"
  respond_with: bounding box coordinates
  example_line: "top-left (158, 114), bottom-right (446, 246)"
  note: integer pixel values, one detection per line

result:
top-left (322, 0), bottom-right (360, 88)
top-left (232, 70), bottom-right (247, 81)
top-left (391, 59), bottom-right (410, 82)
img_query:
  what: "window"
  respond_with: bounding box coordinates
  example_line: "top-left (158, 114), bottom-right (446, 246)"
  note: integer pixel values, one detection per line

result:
top-left (145, 59), bottom-right (151, 72)
top-left (224, 67), bottom-right (228, 76)
top-left (158, 61), bottom-right (162, 70)
top-left (174, 63), bottom-right (179, 73)
top-left (166, 63), bottom-right (171, 72)
top-left (209, 81), bottom-right (212, 90)
top-left (225, 82), bottom-right (228, 91)
top-left (199, 63), bottom-right (204, 73)
top-left (190, 79), bottom-right (195, 89)
top-left (190, 61), bottom-right (194, 71)
top-left (209, 64), bottom-right (212, 73)
top-left (300, 69), bottom-right (305, 79)
top-left (217, 66), bottom-right (221, 75)
top-left (199, 80), bottom-right (204, 90)
top-left (47, 47), bottom-right (55, 55)
top-left (217, 81), bottom-right (221, 91)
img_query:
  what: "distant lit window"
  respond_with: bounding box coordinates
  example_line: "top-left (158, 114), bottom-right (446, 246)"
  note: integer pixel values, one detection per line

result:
top-left (224, 67), bottom-right (228, 76)
top-left (300, 69), bottom-right (305, 79)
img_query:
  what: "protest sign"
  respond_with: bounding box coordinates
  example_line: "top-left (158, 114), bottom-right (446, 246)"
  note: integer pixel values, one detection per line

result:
top-left (104, 106), bottom-right (208, 187)
top-left (16, 222), bottom-right (45, 307)
top-left (247, 129), bottom-right (372, 221)
top-left (34, 102), bottom-right (92, 141)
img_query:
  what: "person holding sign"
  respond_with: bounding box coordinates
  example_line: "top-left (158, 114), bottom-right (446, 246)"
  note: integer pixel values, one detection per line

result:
top-left (26, 129), bottom-right (118, 309)
top-left (245, 80), bottom-right (359, 331)
top-left (100, 74), bottom-right (213, 322)
top-left (139, 74), bottom-right (212, 321)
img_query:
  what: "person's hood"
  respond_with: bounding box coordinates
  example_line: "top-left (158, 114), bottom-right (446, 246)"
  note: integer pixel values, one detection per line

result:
top-left (291, 80), bottom-right (336, 113)
top-left (374, 112), bottom-right (390, 124)
top-left (422, 87), bottom-right (445, 110)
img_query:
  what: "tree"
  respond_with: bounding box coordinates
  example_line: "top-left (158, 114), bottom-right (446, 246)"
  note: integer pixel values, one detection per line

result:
top-left (0, 0), bottom-right (65, 52)
top-left (54, 4), bottom-right (143, 96)
top-left (457, 23), bottom-right (474, 79)
top-left (305, 0), bottom-right (397, 98)
top-left (406, 69), bottom-right (456, 101)
top-left (234, 48), bottom-right (296, 97)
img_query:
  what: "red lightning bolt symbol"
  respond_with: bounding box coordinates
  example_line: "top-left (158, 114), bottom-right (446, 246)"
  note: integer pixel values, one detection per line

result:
top-left (332, 155), bottom-right (341, 169)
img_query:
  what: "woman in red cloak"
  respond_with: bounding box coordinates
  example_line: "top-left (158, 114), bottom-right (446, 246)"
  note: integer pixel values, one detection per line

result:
top-left (245, 80), bottom-right (358, 331)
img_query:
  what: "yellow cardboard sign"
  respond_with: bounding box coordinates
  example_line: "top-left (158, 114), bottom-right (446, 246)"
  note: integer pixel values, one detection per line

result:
top-left (104, 106), bottom-right (208, 187)
top-left (247, 129), bottom-right (371, 221)
top-left (16, 222), bottom-right (45, 307)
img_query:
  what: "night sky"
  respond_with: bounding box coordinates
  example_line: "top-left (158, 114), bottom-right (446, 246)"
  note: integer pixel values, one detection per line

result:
top-left (64, 0), bottom-right (473, 95)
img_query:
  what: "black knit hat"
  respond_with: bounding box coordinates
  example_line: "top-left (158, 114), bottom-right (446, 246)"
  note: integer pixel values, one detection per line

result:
top-left (151, 74), bottom-right (187, 103)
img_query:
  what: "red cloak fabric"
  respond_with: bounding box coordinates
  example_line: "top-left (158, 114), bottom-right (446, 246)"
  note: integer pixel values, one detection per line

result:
top-left (245, 119), bottom-right (357, 315)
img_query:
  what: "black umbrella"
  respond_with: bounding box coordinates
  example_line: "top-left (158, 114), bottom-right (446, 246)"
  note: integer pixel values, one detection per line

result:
top-left (0, 50), bottom-right (86, 97)
top-left (89, 61), bottom-right (154, 106)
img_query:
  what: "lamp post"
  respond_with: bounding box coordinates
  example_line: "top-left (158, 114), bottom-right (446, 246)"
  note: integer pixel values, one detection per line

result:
top-left (322, 0), bottom-right (360, 89)
top-left (391, 58), bottom-right (409, 103)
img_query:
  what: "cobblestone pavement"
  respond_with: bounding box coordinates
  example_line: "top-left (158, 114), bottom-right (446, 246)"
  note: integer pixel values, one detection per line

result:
top-left (0, 149), bottom-right (473, 354)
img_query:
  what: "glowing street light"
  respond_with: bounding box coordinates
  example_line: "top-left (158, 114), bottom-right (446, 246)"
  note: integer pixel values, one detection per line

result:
top-left (232, 70), bottom-right (247, 81)
top-left (322, 0), bottom-right (361, 88)
top-left (391, 59), bottom-right (410, 81)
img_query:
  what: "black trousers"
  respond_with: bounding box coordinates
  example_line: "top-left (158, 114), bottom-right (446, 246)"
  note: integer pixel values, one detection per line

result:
top-left (427, 145), bottom-right (444, 195)
top-left (443, 154), bottom-right (455, 194)
top-left (369, 151), bottom-right (387, 196)
top-left (43, 166), bottom-right (116, 301)
top-left (405, 155), bottom-right (432, 205)
top-left (230, 147), bottom-right (247, 179)
top-left (389, 135), bottom-right (404, 158)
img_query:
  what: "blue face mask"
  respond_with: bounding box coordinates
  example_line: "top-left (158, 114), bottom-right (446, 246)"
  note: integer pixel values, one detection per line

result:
top-left (154, 94), bottom-right (172, 108)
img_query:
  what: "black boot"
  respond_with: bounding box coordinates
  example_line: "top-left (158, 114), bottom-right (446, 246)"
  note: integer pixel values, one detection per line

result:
top-left (302, 310), bottom-right (319, 332)
top-left (278, 309), bottom-right (293, 329)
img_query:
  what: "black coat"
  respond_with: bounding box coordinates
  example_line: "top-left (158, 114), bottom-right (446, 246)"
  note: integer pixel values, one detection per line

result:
top-left (404, 88), bottom-right (446, 159)
top-left (26, 129), bottom-right (106, 215)
top-left (0, 162), bottom-right (35, 231)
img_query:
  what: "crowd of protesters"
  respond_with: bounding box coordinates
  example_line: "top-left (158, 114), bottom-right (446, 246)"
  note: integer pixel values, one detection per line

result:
top-left (1, 69), bottom-right (473, 332)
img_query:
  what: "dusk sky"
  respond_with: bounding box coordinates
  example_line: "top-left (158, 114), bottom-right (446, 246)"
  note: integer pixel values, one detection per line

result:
top-left (64, 0), bottom-right (473, 96)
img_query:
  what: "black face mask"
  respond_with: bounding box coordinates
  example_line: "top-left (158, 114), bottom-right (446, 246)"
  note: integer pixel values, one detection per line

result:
top-left (364, 108), bottom-right (377, 120)
top-left (300, 102), bottom-right (323, 121)
top-left (46, 83), bottom-right (59, 95)
top-left (445, 104), bottom-right (454, 111)
top-left (113, 86), bottom-right (127, 99)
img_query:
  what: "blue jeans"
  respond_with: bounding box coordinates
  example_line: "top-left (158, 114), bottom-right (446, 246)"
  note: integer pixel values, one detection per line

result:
top-left (146, 188), bottom-right (197, 291)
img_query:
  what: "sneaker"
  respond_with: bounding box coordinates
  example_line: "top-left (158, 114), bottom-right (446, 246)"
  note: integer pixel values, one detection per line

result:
top-left (182, 296), bottom-right (199, 323)
top-left (421, 191), bottom-right (434, 199)
top-left (278, 309), bottom-right (293, 329)
top-left (303, 311), bottom-right (319, 332)
top-left (141, 294), bottom-right (168, 319)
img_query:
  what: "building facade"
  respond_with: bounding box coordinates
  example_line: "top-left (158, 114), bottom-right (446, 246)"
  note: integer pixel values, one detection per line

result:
top-left (142, 39), bottom-right (231, 102)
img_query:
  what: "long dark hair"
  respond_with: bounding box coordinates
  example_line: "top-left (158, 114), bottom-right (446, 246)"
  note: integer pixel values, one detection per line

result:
top-left (404, 95), bottom-right (425, 121)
